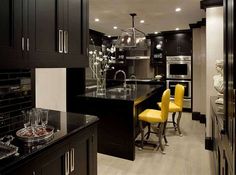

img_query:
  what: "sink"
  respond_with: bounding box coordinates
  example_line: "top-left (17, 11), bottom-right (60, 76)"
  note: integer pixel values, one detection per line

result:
top-left (108, 87), bottom-right (132, 93)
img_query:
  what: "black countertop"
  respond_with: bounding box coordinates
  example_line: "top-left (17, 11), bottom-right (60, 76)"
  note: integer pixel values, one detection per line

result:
top-left (80, 84), bottom-right (164, 103)
top-left (85, 79), bottom-right (165, 93)
top-left (0, 110), bottom-right (98, 173)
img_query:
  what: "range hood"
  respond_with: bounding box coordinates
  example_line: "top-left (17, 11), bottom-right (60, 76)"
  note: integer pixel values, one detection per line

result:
top-left (125, 38), bottom-right (151, 60)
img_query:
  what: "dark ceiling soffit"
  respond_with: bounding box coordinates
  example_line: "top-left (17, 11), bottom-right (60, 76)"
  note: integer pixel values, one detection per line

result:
top-left (147, 29), bottom-right (192, 38)
top-left (200, 0), bottom-right (223, 10)
top-left (89, 29), bottom-right (104, 37)
top-left (189, 18), bottom-right (206, 29)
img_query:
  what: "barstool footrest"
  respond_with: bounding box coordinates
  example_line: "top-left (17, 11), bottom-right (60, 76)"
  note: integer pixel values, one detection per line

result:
top-left (135, 140), bottom-right (157, 148)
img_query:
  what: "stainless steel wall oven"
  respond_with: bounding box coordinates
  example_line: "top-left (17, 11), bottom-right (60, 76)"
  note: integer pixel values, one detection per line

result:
top-left (166, 56), bottom-right (191, 79)
top-left (167, 80), bottom-right (192, 109)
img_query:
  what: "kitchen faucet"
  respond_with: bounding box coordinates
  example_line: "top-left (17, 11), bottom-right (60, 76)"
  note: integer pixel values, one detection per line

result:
top-left (129, 74), bottom-right (137, 89)
top-left (114, 70), bottom-right (127, 89)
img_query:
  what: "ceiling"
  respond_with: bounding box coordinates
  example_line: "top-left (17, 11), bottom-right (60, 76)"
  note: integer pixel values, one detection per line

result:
top-left (89, 0), bottom-right (205, 36)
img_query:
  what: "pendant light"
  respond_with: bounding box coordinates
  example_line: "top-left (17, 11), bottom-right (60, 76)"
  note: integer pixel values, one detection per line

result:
top-left (115, 13), bottom-right (147, 49)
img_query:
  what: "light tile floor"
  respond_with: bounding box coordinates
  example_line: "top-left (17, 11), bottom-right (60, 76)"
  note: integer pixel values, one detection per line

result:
top-left (97, 112), bottom-right (214, 175)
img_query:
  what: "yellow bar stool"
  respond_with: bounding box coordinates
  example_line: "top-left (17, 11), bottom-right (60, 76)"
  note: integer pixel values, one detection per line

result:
top-left (158, 84), bottom-right (185, 137)
top-left (138, 89), bottom-right (170, 154)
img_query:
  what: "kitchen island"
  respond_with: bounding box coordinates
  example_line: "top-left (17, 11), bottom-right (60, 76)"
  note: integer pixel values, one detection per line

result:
top-left (0, 111), bottom-right (98, 175)
top-left (73, 84), bottom-right (165, 160)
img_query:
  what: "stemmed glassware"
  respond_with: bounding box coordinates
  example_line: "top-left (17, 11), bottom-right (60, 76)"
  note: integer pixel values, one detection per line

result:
top-left (22, 110), bottom-right (30, 129)
top-left (22, 108), bottom-right (49, 135)
top-left (41, 110), bottom-right (48, 128)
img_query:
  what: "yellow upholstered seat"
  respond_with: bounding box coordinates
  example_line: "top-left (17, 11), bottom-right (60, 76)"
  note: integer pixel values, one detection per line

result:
top-left (157, 102), bottom-right (181, 112)
top-left (169, 102), bottom-right (181, 112)
top-left (158, 84), bottom-right (185, 136)
top-left (139, 109), bottom-right (163, 123)
top-left (138, 89), bottom-right (170, 153)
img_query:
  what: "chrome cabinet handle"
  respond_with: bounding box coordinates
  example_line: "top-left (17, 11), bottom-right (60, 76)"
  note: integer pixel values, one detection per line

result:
top-left (59, 30), bottom-right (64, 53)
top-left (65, 151), bottom-right (70, 175)
top-left (26, 38), bottom-right (30, 51)
top-left (233, 89), bottom-right (236, 118)
top-left (22, 37), bottom-right (24, 51)
top-left (64, 30), bottom-right (68, 54)
top-left (70, 148), bottom-right (75, 172)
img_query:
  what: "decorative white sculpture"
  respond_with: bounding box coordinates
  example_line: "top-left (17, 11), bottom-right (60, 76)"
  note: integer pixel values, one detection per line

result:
top-left (213, 60), bottom-right (224, 104)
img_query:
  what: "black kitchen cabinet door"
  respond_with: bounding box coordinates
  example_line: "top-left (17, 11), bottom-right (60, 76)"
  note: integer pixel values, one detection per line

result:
top-left (70, 138), bottom-right (89, 175)
top-left (151, 36), bottom-right (165, 64)
top-left (165, 32), bottom-right (192, 56)
top-left (28, 0), bottom-right (64, 68)
top-left (0, 0), bottom-right (27, 69)
top-left (178, 33), bottom-right (192, 55)
top-left (69, 128), bottom-right (97, 175)
top-left (165, 35), bottom-right (178, 56)
top-left (40, 145), bottom-right (69, 175)
top-left (63, 0), bottom-right (89, 67)
top-left (28, 0), bottom-right (88, 68)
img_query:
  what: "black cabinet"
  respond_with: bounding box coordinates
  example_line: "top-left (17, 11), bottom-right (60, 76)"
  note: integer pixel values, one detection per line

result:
top-left (3, 125), bottom-right (97, 175)
top-left (165, 32), bottom-right (192, 56)
top-left (151, 36), bottom-right (165, 64)
top-left (211, 97), bottom-right (234, 175)
top-left (0, 0), bottom-right (27, 68)
top-left (29, 0), bottom-right (88, 68)
top-left (0, 0), bottom-right (88, 68)
top-left (28, 0), bottom-right (64, 67)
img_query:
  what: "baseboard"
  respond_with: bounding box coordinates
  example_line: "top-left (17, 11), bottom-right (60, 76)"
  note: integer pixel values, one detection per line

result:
top-left (205, 136), bottom-right (213, 151)
top-left (183, 108), bottom-right (192, 112)
top-left (200, 114), bottom-right (206, 124)
top-left (192, 112), bottom-right (200, 120)
top-left (192, 111), bottom-right (206, 124)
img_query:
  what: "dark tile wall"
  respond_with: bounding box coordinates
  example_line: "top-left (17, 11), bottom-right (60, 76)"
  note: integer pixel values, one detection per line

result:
top-left (0, 70), bottom-right (32, 137)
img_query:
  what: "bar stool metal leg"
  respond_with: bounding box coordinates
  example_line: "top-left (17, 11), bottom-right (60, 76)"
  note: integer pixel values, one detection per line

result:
top-left (157, 123), bottom-right (166, 154)
top-left (145, 123), bottom-right (151, 140)
top-left (139, 120), bottom-right (144, 149)
top-left (163, 121), bottom-right (168, 145)
top-left (172, 112), bottom-right (177, 131)
top-left (177, 112), bottom-right (183, 137)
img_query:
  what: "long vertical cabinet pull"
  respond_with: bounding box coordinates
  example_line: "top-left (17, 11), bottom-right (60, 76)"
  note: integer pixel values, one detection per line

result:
top-left (21, 37), bottom-right (25, 51)
top-left (65, 151), bottom-right (70, 175)
top-left (64, 31), bottom-right (68, 54)
top-left (58, 30), bottom-right (64, 53)
top-left (233, 89), bottom-right (236, 118)
top-left (70, 148), bottom-right (75, 172)
top-left (26, 38), bottom-right (30, 51)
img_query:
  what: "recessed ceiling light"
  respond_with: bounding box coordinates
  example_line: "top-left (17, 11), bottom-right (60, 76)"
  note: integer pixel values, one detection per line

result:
top-left (154, 32), bottom-right (159, 34)
top-left (140, 20), bottom-right (145, 24)
top-left (176, 28), bottom-right (180, 31)
top-left (95, 18), bottom-right (100, 22)
top-left (175, 8), bottom-right (182, 12)
top-left (108, 35), bottom-right (111, 38)
top-left (113, 26), bottom-right (118, 29)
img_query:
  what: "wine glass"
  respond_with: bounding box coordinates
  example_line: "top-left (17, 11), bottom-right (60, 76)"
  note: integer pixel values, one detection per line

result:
top-left (22, 110), bottom-right (30, 129)
top-left (41, 110), bottom-right (49, 128)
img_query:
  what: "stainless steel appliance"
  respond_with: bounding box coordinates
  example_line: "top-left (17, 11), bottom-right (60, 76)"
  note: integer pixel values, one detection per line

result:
top-left (166, 56), bottom-right (191, 79)
top-left (167, 80), bottom-right (192, 109)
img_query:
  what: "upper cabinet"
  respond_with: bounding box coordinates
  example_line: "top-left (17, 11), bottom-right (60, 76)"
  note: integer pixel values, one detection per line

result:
top-left (0, 0), bottom-right (27, 68)
top-left (165, 32), bottom-right (192, 56)
top-left (0, 0), bottom-right (88, 68)
top-left (151, 36), bottom-right (165, 64)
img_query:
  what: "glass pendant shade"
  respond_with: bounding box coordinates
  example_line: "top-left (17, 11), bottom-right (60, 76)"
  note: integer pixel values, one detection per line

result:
top-left (115, 13), bottom-right (147, 49)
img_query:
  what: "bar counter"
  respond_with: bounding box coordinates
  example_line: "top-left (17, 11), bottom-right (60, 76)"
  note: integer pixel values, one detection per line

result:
top-left (74, 84), bottom-right (165, 160)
